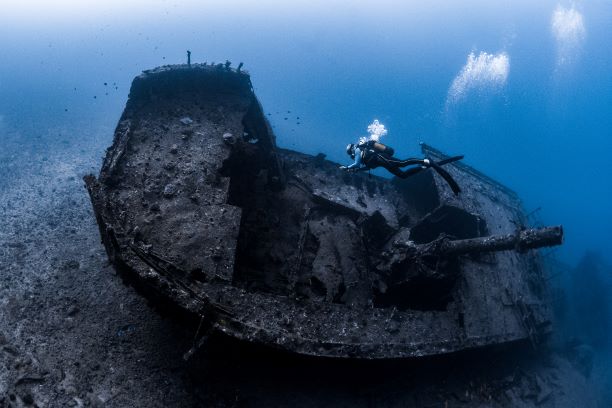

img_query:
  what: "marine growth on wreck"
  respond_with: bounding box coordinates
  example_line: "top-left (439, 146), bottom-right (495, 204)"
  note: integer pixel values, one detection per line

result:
top-left (85, 64), bottom-right (563, 359)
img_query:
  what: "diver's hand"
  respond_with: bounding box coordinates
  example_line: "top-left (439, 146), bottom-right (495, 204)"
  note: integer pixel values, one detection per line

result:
top-left (339, 165), bottom-right (357, 173)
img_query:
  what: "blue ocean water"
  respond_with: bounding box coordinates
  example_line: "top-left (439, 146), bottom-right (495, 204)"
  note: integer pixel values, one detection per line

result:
top-left (0, 0), bottom-right (610, 267)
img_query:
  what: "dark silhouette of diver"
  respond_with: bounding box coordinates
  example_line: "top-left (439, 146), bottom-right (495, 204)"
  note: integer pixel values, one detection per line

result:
top-left (340, 140), bottom-right (464, 195)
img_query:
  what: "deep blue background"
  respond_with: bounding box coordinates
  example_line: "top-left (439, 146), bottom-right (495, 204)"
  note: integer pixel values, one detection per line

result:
top-left (1, 1), bottom-right (610, 265)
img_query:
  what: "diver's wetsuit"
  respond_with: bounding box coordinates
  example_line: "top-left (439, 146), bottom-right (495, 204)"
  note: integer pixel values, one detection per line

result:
top-left (346, 141), bottom-right (463, 195)
top-left (347, 142), bottom-right (427, 178)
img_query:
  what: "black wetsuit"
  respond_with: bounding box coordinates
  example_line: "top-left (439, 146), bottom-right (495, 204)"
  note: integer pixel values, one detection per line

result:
top-left (358, 141), bottom-right (428, 178)
top-left (346, 141), bottom-right (463, 194)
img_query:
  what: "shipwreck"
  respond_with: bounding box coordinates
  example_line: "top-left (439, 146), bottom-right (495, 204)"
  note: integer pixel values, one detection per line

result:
top-left (84, 64), bottom-right (562, 359)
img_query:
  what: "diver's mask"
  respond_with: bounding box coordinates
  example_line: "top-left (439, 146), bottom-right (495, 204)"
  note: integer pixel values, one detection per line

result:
top-left (346, 143), bottom-right (355, 160)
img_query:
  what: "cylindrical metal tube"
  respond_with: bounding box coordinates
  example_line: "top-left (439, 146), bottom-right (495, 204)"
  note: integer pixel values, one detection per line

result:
top-left (437, 226), bottom-right (563, 256)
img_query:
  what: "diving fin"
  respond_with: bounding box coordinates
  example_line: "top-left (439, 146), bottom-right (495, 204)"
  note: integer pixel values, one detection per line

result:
top-left (430, 162), bottom-right (461, 195)
top-left (436, 155), bottom-right (464, 166)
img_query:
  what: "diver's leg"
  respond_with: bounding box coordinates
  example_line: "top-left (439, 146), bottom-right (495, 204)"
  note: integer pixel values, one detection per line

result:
top-left (395, 155), bottom-right (465, 168)
top-left (374, 154), bottom-right (418, 178)
top-left (383, 154), bottom-right (462, 194)
top-left (385, 157), bottom-right (427, 168)
top-left (379, 160), bottom-right (424, 178)
top-left (385, 165), bottom-right (404, 178)
top-left (387, 165), bottom-right (424, 178)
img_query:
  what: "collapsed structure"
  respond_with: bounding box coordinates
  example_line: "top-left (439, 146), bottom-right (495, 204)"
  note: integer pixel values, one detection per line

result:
top-left (84, 65), bottom-right (562, 359)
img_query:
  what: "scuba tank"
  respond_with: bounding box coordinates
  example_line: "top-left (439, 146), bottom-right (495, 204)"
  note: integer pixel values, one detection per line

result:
top-left (358, 140), bottom-right (394, 169)
top-left (360, 140), bottom-right (394, 157)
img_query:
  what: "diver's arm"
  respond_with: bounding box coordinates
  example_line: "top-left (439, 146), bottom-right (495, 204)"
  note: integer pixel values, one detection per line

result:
top-left (346, 149), bottom-right (363, 169)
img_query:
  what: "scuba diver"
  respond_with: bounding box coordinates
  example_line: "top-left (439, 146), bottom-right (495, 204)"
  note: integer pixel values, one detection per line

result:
top-left (340, 139), bottom-right (464, 195)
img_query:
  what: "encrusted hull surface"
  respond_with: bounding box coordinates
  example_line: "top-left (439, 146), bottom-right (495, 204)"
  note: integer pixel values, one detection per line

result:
top-left (85, 65), bottom-right (553, 359)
